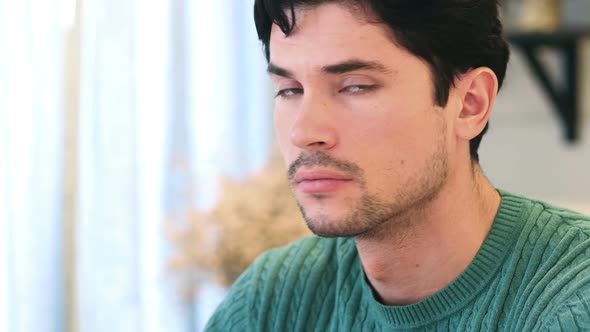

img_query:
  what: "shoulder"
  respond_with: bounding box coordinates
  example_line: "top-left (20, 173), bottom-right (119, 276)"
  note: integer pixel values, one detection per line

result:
top-left (523, 195), bottom-right (590, 248)
top-left (536, 200), bottom-right (590, 232)
top-left (500, 190), bottom-right (590, 241)
top-left (537, 286), bottom-right (590, 331)
top-left (255, 235), bottom-right (355, 273)
top-left (510, 192), bottom-right (590, 275)
top-left (245, 235), bottom-right (356, 291)
top-left (205, 236), bottom-right (356, 331)
top-left (502, 191), bottom-right (590, 331)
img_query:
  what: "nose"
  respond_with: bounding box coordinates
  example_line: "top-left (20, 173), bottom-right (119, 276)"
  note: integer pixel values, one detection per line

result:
top-left (289, 93), bottom-right (338, 151)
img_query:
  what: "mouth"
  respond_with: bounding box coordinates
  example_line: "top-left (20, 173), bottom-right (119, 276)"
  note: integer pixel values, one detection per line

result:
top-left (293, 169), bottom-right (354, 194)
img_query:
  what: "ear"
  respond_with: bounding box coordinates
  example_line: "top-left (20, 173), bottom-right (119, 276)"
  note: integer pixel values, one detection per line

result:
top-left (454, 67), bottom-right (498, 142)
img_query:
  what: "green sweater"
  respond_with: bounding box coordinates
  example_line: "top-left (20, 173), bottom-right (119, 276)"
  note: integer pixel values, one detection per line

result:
top-left (206, 191), bottom-right (590, 331)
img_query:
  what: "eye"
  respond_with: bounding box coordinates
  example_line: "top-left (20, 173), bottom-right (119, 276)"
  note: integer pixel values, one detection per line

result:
top-left (340, 85), bottom-right (376, 94)
top-left (276, 88), bottom-right (304, 98)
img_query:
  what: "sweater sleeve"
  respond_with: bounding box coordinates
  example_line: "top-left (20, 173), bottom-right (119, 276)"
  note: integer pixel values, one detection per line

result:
top-left (538, 288), bottom-right (590, 331)
top-left (204, 236), bottom-right (336, 331)
top-left (204, 265), bottom-right (257, 332)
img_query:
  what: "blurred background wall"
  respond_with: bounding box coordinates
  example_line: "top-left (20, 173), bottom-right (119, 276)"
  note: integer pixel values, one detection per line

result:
top-left (482, 42), bottom-right (590, 214)
top-left (0, 0), bottom-right (589, 332)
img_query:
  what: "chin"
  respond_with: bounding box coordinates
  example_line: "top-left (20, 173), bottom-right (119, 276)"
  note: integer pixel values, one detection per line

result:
top-left (301, 212), bottom-right (366, 238)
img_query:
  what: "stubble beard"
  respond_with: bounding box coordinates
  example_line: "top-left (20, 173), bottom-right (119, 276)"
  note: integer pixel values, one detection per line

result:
top-left (292, 135), bottom-right (449, 239)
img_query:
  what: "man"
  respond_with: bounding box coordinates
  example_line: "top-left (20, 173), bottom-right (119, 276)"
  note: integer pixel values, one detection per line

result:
top-left (206, 0), bottom-right (590, 330)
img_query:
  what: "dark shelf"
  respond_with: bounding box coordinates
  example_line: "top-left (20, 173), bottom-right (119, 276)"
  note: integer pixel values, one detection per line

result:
top-left (506, 29), bottom-right (590, 143)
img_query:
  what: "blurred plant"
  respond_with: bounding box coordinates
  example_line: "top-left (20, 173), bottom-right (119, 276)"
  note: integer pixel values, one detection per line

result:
top-left (519, 0), bottom-right (561, 31)
top-left (501, 0), bottom-right (562, 31)
top-left (168, 149), bottom-right (310, 297)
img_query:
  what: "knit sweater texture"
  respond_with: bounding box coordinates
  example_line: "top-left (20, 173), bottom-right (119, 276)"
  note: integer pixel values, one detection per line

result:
top-left (205, 191), bottom-right (590, 331)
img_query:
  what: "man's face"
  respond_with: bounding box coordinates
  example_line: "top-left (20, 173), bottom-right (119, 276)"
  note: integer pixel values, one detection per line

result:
top-left (269, 4), bottom-right (452, 237)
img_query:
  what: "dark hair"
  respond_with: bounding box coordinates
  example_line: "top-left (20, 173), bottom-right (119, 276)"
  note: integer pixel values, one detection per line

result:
top-left (254, 0), bottom-right (510, 162)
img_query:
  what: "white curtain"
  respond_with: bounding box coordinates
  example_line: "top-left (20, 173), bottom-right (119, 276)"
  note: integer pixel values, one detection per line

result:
top-left (0, 0), bottom-right (271, 331)
top-left (76, 0), bottom-right (184, 330)
top-left (188, 1), bottom-right (272, 328)
top-left (190, 1), bottom-right (272, 209)
top-left (0, 0), bottom-right (66, 331)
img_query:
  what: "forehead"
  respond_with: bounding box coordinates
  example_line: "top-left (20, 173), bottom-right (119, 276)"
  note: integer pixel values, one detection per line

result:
top-left (269, 3), bottom-right (403, 66)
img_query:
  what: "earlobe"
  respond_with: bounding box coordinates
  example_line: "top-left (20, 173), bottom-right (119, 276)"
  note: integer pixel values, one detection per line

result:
top-left (455, 68), bottom-right (498, 141)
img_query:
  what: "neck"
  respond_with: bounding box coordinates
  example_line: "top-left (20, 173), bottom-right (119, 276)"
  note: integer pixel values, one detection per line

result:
top-left (355, 163), bottom-right (501, 305)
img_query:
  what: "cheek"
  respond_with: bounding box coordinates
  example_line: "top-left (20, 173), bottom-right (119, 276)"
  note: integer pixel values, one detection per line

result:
top-left (273, 110), bottom-right (296, 162)
top-left (273, 112), bottom-right (285, 141)
top-left (345, 102), bottom-right (418, 150)
top-left (346, 106), bottom-right (438, 178)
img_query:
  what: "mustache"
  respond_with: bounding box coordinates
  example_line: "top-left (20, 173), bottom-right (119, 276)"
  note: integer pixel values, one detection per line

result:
top-left (287, 152), bottom-right (364, 182)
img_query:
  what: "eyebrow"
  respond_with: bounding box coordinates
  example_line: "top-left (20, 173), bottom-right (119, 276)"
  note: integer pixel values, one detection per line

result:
top-left (267, 59), bottom-right (391, 78)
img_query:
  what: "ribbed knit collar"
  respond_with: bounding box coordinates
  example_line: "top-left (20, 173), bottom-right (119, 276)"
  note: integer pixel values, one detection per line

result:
top-left (359, 190), bottom-right (526, 329)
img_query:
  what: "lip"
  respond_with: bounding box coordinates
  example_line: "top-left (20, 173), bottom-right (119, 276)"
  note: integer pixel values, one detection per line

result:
top-left (293, 169), bottom-right (353, 194)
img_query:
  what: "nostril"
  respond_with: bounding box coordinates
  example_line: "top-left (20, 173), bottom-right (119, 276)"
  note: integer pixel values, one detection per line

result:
top-left (308, 141), bottom-right (327, 148)
top-left (288, 111), bottom-right (337, 150)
